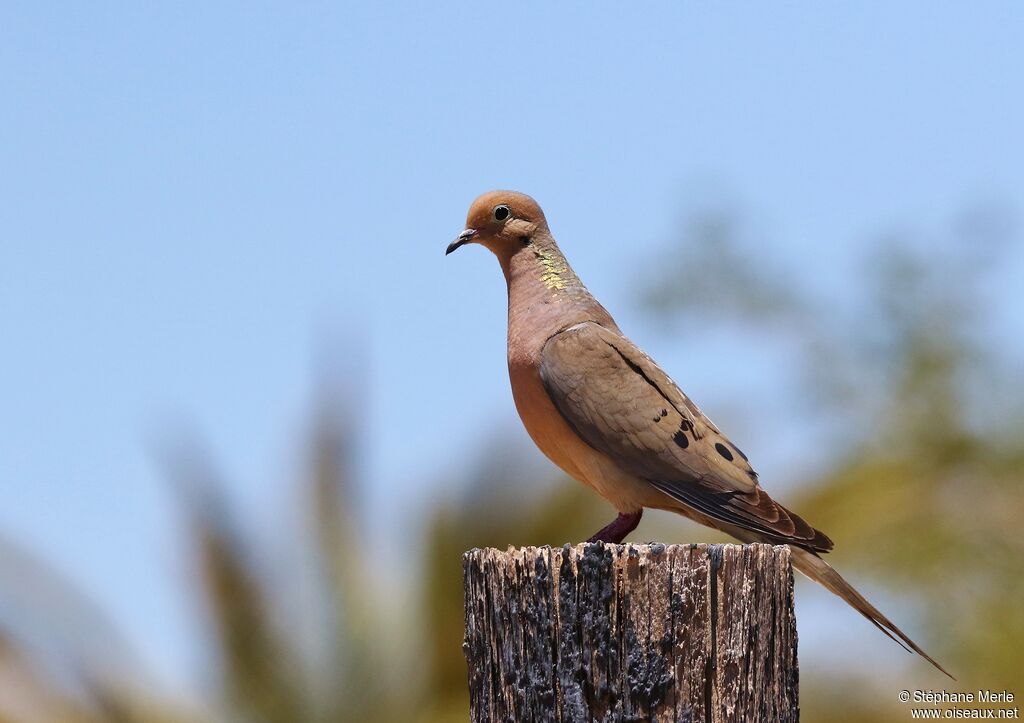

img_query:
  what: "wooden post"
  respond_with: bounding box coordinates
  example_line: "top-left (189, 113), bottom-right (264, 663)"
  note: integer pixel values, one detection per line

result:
top-left (463, 543), bottom-right (798, 723)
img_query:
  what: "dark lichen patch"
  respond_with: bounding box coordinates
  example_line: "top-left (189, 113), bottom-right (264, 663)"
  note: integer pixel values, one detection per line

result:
top-left (624, 625), bottom-right (673, 718)
top-left (574, 544), bottom-right (620, 718)
top-left (556, 545), bottom-right (585, 721)
top-left (714, 443), bottom-right (734, 461)
top-left (525, 553), bottom-right (557, 713)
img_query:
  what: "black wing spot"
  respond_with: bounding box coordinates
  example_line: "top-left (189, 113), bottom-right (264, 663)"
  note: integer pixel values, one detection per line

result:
top-left (714, 442), bottom-right (734, 461)
top-left (673, 429), bottom-right (689, 449)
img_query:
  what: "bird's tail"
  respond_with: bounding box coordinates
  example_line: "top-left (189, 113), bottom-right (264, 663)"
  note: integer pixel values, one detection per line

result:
top-left (789, 546), bottom-right (953, 679)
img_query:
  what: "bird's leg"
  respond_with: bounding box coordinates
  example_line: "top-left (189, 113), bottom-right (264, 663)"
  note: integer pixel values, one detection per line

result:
top-left (587, 509), bottom-right (643, 544)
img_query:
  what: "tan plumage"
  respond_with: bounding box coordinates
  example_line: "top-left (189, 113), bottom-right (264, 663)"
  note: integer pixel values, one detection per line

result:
top-left (446, 189), bottom-right (951, 678)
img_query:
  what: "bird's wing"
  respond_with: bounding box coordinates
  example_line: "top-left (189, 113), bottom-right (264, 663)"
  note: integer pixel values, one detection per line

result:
top-left (539, 321), bottom-right (832, 551)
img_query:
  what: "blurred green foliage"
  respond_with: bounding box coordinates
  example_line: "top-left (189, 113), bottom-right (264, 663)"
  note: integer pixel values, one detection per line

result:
top-left (0, 206), bottom-right (1020, 721)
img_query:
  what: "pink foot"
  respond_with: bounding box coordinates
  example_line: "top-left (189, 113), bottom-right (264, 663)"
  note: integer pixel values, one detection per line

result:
top-left (587, 510), bottom-right (643, 544)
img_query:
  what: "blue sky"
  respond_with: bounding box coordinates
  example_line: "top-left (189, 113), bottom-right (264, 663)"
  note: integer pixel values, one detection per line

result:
top-left (1, 2), bottom-right (1022, 691)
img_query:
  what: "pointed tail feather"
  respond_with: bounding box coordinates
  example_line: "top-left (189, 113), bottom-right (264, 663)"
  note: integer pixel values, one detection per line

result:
top-left (790, 546), bottom-right (954, 679)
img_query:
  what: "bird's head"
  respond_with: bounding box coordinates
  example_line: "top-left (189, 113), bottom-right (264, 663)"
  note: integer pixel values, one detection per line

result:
top-left (446, 190), bottom-right (549, 259)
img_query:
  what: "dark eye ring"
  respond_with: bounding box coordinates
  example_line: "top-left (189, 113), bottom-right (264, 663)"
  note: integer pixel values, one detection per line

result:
top-left (493, 205), bottom-right (511, 222)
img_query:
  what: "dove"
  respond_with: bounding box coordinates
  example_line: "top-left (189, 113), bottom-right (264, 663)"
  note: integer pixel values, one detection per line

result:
top-left (446, 190), bottom-right (952, 678)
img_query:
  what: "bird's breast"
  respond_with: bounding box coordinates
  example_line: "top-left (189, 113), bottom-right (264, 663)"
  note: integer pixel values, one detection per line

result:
top-left (508, 361), bottom-right (588, 481)
top-left (507, 361), bottom-right (667, 513)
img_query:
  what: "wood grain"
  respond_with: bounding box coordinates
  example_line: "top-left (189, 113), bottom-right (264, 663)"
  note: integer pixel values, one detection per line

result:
top-left (463, 543), bottom-right (798, 723)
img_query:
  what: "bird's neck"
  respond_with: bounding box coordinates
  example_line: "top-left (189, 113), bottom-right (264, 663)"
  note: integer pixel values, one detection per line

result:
top-left (500, 234), bottom-right (616, 365)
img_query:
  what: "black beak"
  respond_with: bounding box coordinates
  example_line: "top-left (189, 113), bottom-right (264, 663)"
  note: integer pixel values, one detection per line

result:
top-left (446, 228), bottom-right (477, 255)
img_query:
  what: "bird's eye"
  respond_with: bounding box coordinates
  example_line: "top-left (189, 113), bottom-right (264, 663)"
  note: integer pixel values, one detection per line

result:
top-left (493, 205), bottom-right (511, 222)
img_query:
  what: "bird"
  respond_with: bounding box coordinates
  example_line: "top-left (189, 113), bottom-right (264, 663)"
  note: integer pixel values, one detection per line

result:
top-left (446, 189), bottom-right (952, 678)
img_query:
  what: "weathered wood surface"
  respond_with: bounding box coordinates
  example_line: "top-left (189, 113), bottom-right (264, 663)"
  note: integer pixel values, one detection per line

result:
top-left (463, 543), bottom-right (798, 723)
